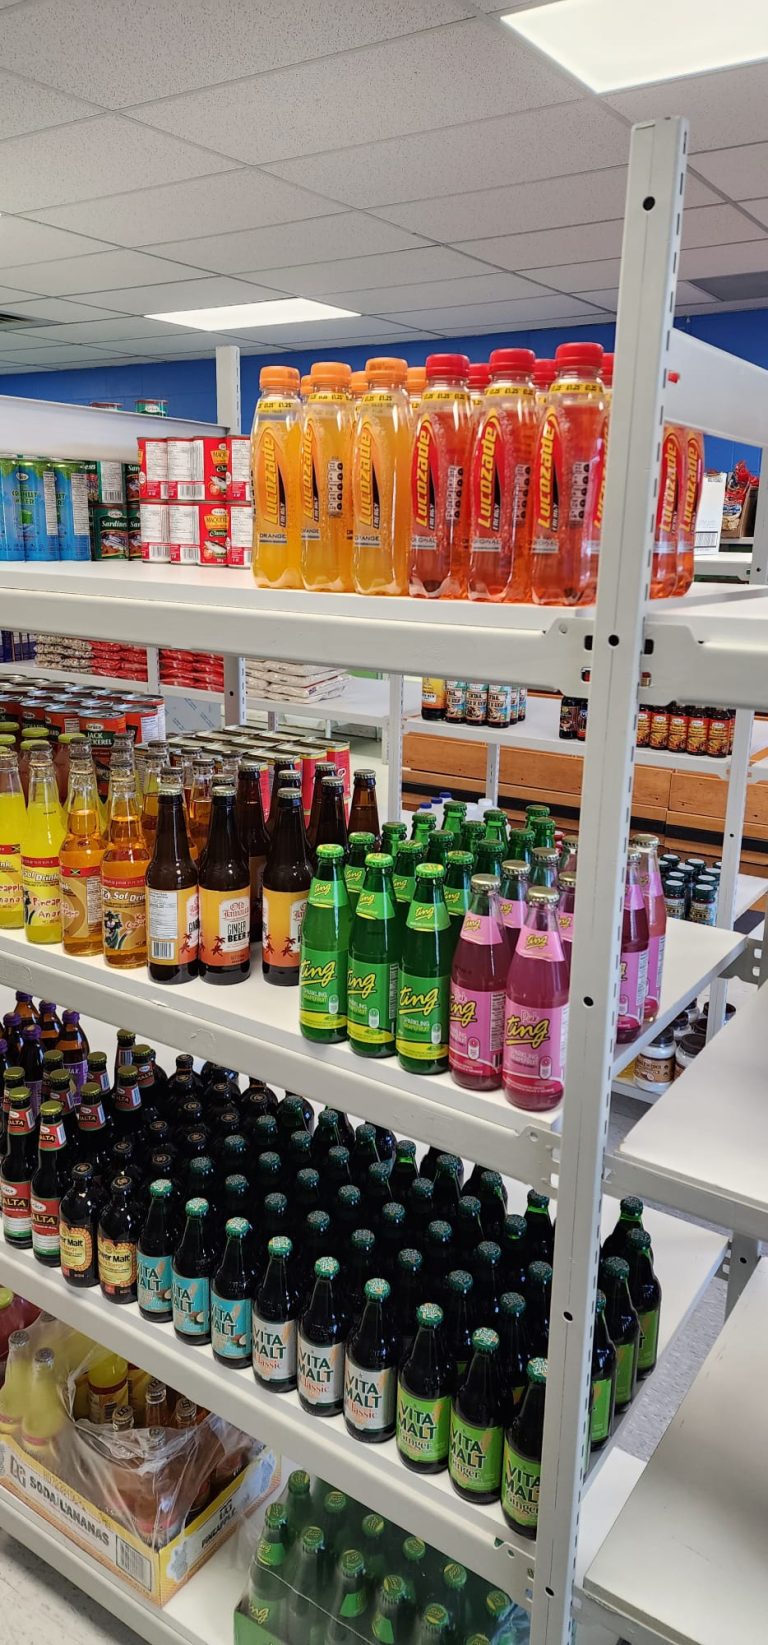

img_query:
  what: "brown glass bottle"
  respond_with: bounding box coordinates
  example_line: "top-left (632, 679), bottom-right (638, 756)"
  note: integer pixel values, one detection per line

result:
top-left (348, 769), bottom-right (380, 842)
top-left (306, 761), bottom-right (337, 850)
top-left (314, 774), bottom-right (349, 856)
top-left (236, 759), bottom-right (270, 945)
top-left (146, 777), bottom-right (199, 985)
top-left (262, 788), bottom-right (313, 987)
top-left (267, 760), bottom-right (301, 836)
top-left (198, 784), bottom-right (250, 985)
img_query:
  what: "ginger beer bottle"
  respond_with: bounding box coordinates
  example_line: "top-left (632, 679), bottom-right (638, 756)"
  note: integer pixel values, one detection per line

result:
top-left (500, 1356), bottom-right (546, 1536)
top-left (146, 775), bottom-right (199, 984)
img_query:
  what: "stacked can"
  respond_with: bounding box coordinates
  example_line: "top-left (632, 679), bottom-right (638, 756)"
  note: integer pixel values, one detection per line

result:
top-left (138, 435), bottom-right (252, 567)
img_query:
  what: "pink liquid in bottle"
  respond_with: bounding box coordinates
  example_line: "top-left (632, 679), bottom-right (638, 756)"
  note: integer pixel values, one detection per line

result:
top-left (557, 872), bottom-right (576, 973)
top-left (502, 886), bottom-right (570, 1112)
top-left (616, 848), bottom-right (650, 1044)
top-left (498, 860), bottom-right (530, 963)
top-left (449, 875), bottom-right (508, 1091)
top-left (633, 834), bottom-right (666, 1021)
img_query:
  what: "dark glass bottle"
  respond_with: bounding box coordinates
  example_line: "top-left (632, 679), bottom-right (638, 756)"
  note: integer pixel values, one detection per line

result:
top-left (59, 1161), bottom-right (102, 1288)
top-left (449, 1327), bottom-right (503, 1503)
top-left (433, 1154), bottom-right (463, 1223)
top-left (311, 1105), bottom-right (345, 1165)
top-left (46, 1067), bottom-right (78, 1152)
top-left (347, 1225), bottom-right (376, 1321)
top-left (113, 1027), bottom-right (136, 1084)
top-left (286, 1526), bottom-right (327, 1645)
top-left (498, 1291), bottom-right (531, 1419)
top-left (523, 1189), bottom-right (555, 1265)
top-left (456, 1196), bottom-right (485, 1273)
top-left (137, 1178), bottom-right (176, 1321)
top-left (20, 1025), bottom-right (44, 1121)
top-left (298, 1255), bottom-right (346, 1417)
top-left (251, 1111), bottom-right (280, 1163)
top-left (306, 760), bottom-right (338, 851)
top-left (408, 1175), bottom-right (435, 1242)
top-left (473, 1240), bottom-right (503, 1327)
top-left (293, 1167), bottom-right (322, 1233)
top-left (395, 1247), bottom-right (425, 1363)
top-left (173, 1197), bottom-right (215, 1344)
top-left (146, 777), bottom-right (199, 983)
top-left (38, 1000), bottom-right (62, 1052)
top-left (601, 1196), bottom-right (648, 1265)
top-left (253, 1234), bottom-right (298, 1390)
top-left (379, 1201), bottom-right (407, 1280)
top-left (333, 1183), bottom-right (363, 1239)
top-left (86, 1050), bottom-right (112, 1106)
top-left (477, 1171), bottom-right (507, 1242)
top-left (500, 1356), bottom-right (547, 1537)
top-left (98, 1172), bottom-right (142, 1303)
top-left (287, 1128), bottom-right (313, 1180)
top-left (590, 1289), bottom-right (616, 1449)
top-left (237, 758), bottom-right (270, 944)
top-left (599, 1255), bottom-right (640, 1410)
top-left (198, 784), bottom-right (251, 984)
top-left (347, 769), bottom-right (380, 842)
top-left (390, 1139), bottom-right (418, 1203)
top-left (526, 1261), bottom-right (552, 1358)
top-left (212, 1217), bottom-right (254, 1367)
top-left (324, 1144), bottom-right (352, 1207)
top-left (300, 1209), bottom-right (333, 1305)
top-left (350, 1122), bottom-right (379, 1188)
top-left (59, 1008), bottom-right (89, 1096)
top-left (327, 1548), bottom-right (369, 1645)
top-left (133, 1044), bottom-right (163, 1126)
top-left (224, 1172), bottom-right (252, 1230)
top-left (424, 1219), bottom-right (455, 1302)
top-left (500, 1213), bottom-right (528, 1294)
top-left (0, 1086), bottom-right (36, 1247)
top-left (443, 1268), bottom-right (475, 1381)
top-left (315, 774), bottom-right (349, 855)
top-left (262, 1190), bottom-right (290, 1248)
top-left (2, 1013), bottom-right (23, 1066)
top-left (369, 1577), bottom-right (409, 1645)
top-left (396, 1302), bottom-right (453, 1473)
top-left (262, 787), bottom-right (313, 986)
top-left (112, 1064), bottom-right (146, 1145)
top-left (365, 1159), bottom-right (393, 1235)
top-left (111, 1136), bottom-right (145, 1203)
top-left (344, 1276), bottom-right (398, 1443)
top-left (276, 1094), bottom-right (311, 1148)
top-left (31, 1098), bottom-right (69, 1266)
top-left (625, 1228), bottom-right (662, 1379)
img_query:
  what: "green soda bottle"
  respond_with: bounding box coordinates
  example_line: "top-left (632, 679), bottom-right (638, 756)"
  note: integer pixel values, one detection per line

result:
top-left (370, 1575), bottom-right (410, 1645)
top-left (347, 853), bottom-right (400, 1059)
top-left (300, 843), bottom-right (351, 1044)
top-left (346, 832), bottom-right (376, 916)
top-left (443, 800), bottom-right (467, 839)
top-left (529, 846), bottom-right (559, 888)
top-left (443, 850), bottom-right (473, 936)
top-left (460, 819), bottom-right (484, 861)
top-left (500, 1356), bottom-right (547, 1537)
top-left (531, 815), bottom-right (556, 850)
top-left (625, 1227), bottom-right (662, 1378)
top-left (475, 839), bottom-right (505, 878)
top-left (601, 1195), bottom-right (650, 1264)
top-left (396, 863), bottom-right (452, 1074)
top-left (590, 1289), bottom-right (616, 1450)
top-left (483, 808), bottom-right (508, 846)
top-left (327, 1549), bottom-right (369, 1644)
top-left (396, 1302), bottom-right (453, 1473)
top-left (392, 840), bottom-right (425, 935)
top-left (599, 1256), bottom-right (640, 1410)
top-left (247, 1510), bottom-right (290, 1633)
top-left (382, 820), bottom-right (407, 857)
top-left (449, 1327), bottom-right (504, 1502)
top-left (428, 829), bottom-right (455, 868)
top-left (507, 828), bottom-right (534, 865)
top-left (525, 803), bottom-right (549, 827)
top-left (412, 811), bottom-right (437, 846)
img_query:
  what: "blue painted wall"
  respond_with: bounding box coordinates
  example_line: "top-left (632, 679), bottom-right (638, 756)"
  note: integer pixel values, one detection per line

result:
top-left (3, 307), bottom-right (765, 473)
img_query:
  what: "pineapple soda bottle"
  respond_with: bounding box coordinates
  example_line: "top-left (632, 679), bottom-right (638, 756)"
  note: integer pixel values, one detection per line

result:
top-left (531, 342), bottom-right (606, 607)
top-left (352, 358), bottom-right (412, 596)
top-left (409, 353), bottom-right (473, 599)
top-left (675, 427), bottom-right (704, 596)
top-left (251, 366), bottom-right (302, 588)
top-left (300, 361), bottom-right (354, 592)
top-left (469, 348), bottom-right (537, 603)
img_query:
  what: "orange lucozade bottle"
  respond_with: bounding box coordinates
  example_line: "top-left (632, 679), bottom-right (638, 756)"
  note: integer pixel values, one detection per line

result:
top-left (409, 353), bottom-right (473, 599)
top-left (674, 427), bottom-right (704, 596)
top-left (530, 342), bottom-right (606, 607)
top-left (406, 366), bottom-right (427, 411)
top-left (651, 424), bottom-right (685, 598)
top-left (532, 358), bottom-right (557, 414)
top-left (300, 361), bottom-right (354, 593)
top-left (468, 348), bottom-right (537, 603)
top-left (352, 358), bottom-right (412, 596)
top-left (251, 365), bottom-right (302, 589)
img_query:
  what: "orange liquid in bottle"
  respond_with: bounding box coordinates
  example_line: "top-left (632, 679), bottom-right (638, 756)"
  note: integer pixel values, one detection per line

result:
top-left (300, 360), bottom-right (354, 593)
top-left (352, 358), bottom-right (412, 596)
top-left (469, 347), bottom-right (537, 603)
top-left (251, 366), bottom-right (302, 590)
top-left (531, 343), bottom-right (606, 607)
top-left (651, 424), bottom-right (684, 599)
top-left (409, 353), bottom-right (473, 599)
top-left (674, 427), bottom-right (704, 596)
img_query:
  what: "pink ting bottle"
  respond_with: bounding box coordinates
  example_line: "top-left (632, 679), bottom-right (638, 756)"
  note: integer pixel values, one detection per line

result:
top-left (632, 834), bottom-right (666, 1022)
top-left (449, 873), bottom-right (508, 1092)
top-left (557, 871), bottom-right (576, 973)
top-left (498, 859), bottom-right (530, 962)
top-left (502, 886), bottom-right (570, 1112)
top-left (616, 848), bottom-right (650, 1044)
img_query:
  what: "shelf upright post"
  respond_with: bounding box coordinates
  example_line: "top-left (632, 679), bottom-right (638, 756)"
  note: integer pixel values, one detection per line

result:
top-left (387, 672), bottom-right (404, 820)
top-left (215, 346), bottom-right (246, 729)
top-left (484, 740), bottom-right (501, 805)
top-left (529, 117), bottom-right (688, 1645)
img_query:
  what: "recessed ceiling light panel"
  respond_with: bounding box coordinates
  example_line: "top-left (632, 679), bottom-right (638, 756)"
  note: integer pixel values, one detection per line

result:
top-left (145, 298), bottom-right (360, 332)
top-left (502, 0), bottom-right (768, 92)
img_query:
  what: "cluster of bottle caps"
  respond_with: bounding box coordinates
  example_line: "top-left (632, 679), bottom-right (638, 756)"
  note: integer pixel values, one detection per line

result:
top-left (243, 1468), bottom-right (530, 1645)
top-left (659, 853), bottom-right (721, 926)
top-left (420, 679), bottom-right (529, 729)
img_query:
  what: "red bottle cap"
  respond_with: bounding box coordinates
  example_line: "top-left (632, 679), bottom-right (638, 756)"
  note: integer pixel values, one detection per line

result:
top-left (554, 342), bottom-right (604, 373)
top-left (489, 348), bottom-right (535, 375)
top-left (425, 353), bottom-right (470, 380)
top-left (468, 362), bottom-right (492, 389)
top-left (533, 359), bottom-right (557, 388)
top-left (601, 352), bottom-right (614, 386)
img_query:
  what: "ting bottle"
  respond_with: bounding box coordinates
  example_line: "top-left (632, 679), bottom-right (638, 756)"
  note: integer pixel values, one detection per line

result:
top-left (502, 887), bottom-right (569, 1111)
top-left (22, 746), bottom-right (64, 945)
top-left (101, 770), bottom-right (149, 968)
top-left (262, 787), bottom-right (312, 986)
top-left (347, 852), bottom-right (400, 1057)
top-left (617, 847), bottom-right (650, 1043)
top-left (300, 842), bottom-right (351, 1042)
top-left (449, 873), bottom-right (507, 1090)
top-left (60, 752), bottom-right (104, 956)
top-left (396, 862), bottom-right (452, 1074)
top-left (146, 775), bottom-right (199, 984)
top-left (198, 784), bottom-right (250, 984)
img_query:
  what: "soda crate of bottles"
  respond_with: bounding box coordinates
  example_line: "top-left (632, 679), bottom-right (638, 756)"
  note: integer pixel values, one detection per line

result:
top-left (0, 1315), bottom-right (279, 1603)
top-left (235, 1467), bottom-right (531, 1645)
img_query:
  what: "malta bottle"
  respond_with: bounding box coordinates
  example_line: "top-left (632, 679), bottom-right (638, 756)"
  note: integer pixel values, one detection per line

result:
top-left (500, 1356), bottom-right (546, 1536)
top-left (396, 1302), bottom-right (453, 1473)
top-left (347, 852), bottom-right (400, 1058)
top-left (173, 1197), bottom-right (215, 1344)
top-left (198, 783), bottom-right (250, 984)
top-left (22, 746), bottom-right (64, 945)
top-left (0, 750), bottom-right (25, 929)
top-left (237, 759), bottom-right (270, 944)
top-left (502, 886), bottom-right (569, 1111)
top-left (396, 862), bottom-right (452, 1074)
top-left (262, 787), bottom-right (312, 986)
top-left (297, 1255), bottom-right (346, 1417)
top-left (599, 1255), bottom-right (640, 1411)
top-left (343, 1276), bottom-right (397, 1443)
top-left (449, 1327), bottom-right (503, 1501)
top-left (137, 1178), bottom-right (176, 1321)
top-left (101, 770), bottom-right (149, 968)
top-left (1, 1087), bottom-right (36, 1247)
top-left (409, 353), bottom-right (472, 599)
top-left (352, 357), bottom-right (412, 596)
top-left (212, 1216), bottom-right (254, 1367)
top-left (449, 873), bottom-right (507, 1091)
top-left (625, 1227), bottom-right (662, 1379)
top-left (30, 1098), bottom-right (69, 1266)
top-left (252, 364), bottom-right (303, 589)
top-left (59, 752), bottom-right (104, 956)
top-left (146, 775), bottom-right (199, 984)
top-left (253, 1234), bottom-right (297, 1390)
top-left (300, 843), bottom-right (351, 1042)
top-left (98, 1172), bottom-right (142, 1303)
top-left (590, 1289), bottom-right (616, 1450)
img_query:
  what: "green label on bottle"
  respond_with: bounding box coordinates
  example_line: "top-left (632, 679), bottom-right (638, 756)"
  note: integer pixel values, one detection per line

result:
top-left (345, 864), bottom-right (366, 894)
top-left (501, 1439), bottom-right (540, 1529)
top-left (449, 1413), bottom-right (503, 1494)
top-left (406, 899), bottom-right (450, 933)
top-left (392, 873), bottom-right (415, 904)
top-left (340, 1589), bottom-right (368, 1619)
top-left (300, 944), bottom-right (346, 1030)
top-left (638, 1308), bottom-right (660, 1373)
top-left (348, 957), bottom-right (398, 1045)
top-left (444, 885), bottom-right (469, 917)
top-left (372, 1618), bottom-right (395, 1644)
top-left (355, 889), bottom-right (395, 922)
top-left (396, 1386), bottom-right (451, 1464)
top-left (396, 969), bottom-right (450, 1061)
top-left (614, 1340), bottom-right (637, 1405)
top-left (590, 1374), bottom-right (614, 1443)
top-left (308, 877), bottom-right (345, 909)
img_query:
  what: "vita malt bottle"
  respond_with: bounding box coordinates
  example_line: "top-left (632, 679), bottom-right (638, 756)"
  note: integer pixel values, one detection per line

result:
top-left (625, 1226), bottom-right (662, 1379)
top-left (343, 1276), bottom-right (398, 1443)
top-left (449, 1327), bottom-right (504, 1502)
top-left (262, 788), bottom-right (313, 986)
top-left (300, 842), bottom-right (351, 1043)
top-left (146, 776), bottom-right (199, 984)
top-left (212, 1216), bottom-right (254, 1367)
top-left (297, 1255), bottom-right (346, 1417)
top-left (397, 863), bottom-right (452, 1074)
top-left (590, 1289), bottom-right (616, 1450)
top-left (396, 1302), bottom-right (453, 1473)
top-left (137, 1178), bottom-right (176, 1322)
top-left (172, 1197), bottom-right (215, 1344)
top-left (198, 784), bottom-right (250, 985)
top-left (501, 1356), bottom-right (546, 1536)
top-left (599, 1255), bottom-right (640, 1411)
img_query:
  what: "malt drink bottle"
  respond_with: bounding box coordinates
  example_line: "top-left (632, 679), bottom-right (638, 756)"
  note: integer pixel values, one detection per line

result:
top-left (348, 769), bottom-right (380, 841)
top-left (263, 787), bottom-right (312, 986)
top-left (252, 364), bottom-right (303, 589)
top-left (350, 1121), bottom-right (379, 1187)
top-left (237, 759), bottom-right (269, 943)
top-left (349, 1227), bottom-right (377, 1322)
top-left (390, 1137), bottom-right (418, 1202)
top-left (500, 1356), bottom-right (547, 1536)
top-left (344, 831), bottom-right (375, 916)
top-left (101, 770), bottom-right (149, 968)
top-left (396, 1302), bottom-right (453, 1473)
top-left (396, 862), bottom-right (452, 1074)
top-left (499, 860), bottom-right (529, 959)
top-left (146, 775), bottom-right (199, 984)
top-left (212, 1217), bottom-right (254, 1367)
top-left (632, 833), bottom-right (666, 1021)
top-left (22, 746), bottom-right (64, 944)
top-left (20, 1024), bottom-right (44, 1119)
top-left (38, 999), bottom-right (61, 1052)
top-left (599, 1255), bottom-right (640, 1410)
top-left (394, 1247), bottom-right (423, 1363)
top-left (199, 783), bottom-right (250, 984)
top-left (502, 886), bottom-right (569, 1111)
top-left (556, 870), bottom-right (576, 971)
top-left (307, 761), bottom-right (338, 851)
top-left (625, 1227), bottom-right (661, 1378)
top-left (315, 774), bottom-right (349, 855)
top-left (449, 873), bottom-right (507, 1091)
top-left (253, 1234), bottom-right (298, 1390)
top-left (59, 1007), bottom-right (88, 1096)
top-left (188, 757), bottom-right (214, 861)
top-left (456, 1196), bottom-right (485, 1271)
top-left (601, 1195), bottom-right (649, 1265)
top-left (474, 1238), bottom-right (504, 1324)
top-left (59, 753), bottom-right (103, 956)
top-left (352, 356), bottom-right (412, 596)
top-left (369, 1577), bottom-right (411, 1645)
top-left (616, 847), bottom-right (649, 1044)
top-left (410, 353), bottom-right (472, 599)
top-left (443, 849), bottom-right (473, 937)
top-left (172, 1196), bottom-right (214, 1343)
top-left (300, 843), bottom-right (351, 1043)
top-left (76, 1079), bottom-right (112, 1182)
top-left (113, 1027), bottom-right (135, 1084)
top-left (1, 1087), bottom-right (36, 1246)
top-left (469, 348), bottom-right (537, 602)
top-left (443, 1269), bottom-right (474, 1380)
top-left (344, 1276), bottom-right (397, 1442)
top-left (137, 1177), bottom-right (176, 1321)
top-left (498, 1291), bottom-right (530, 1417)
top-left (526, 1260), bottom-right (552, 1358)
top-left (433, 1152), bottom-right (462, 1222)
top-left (298, 1255), bottom-right (346, 1417)
top-left (675, 426), bottom-right (704, 595)
top-left (112, 1065), bottom-right (146, 1145)
top-left (98, 1172), bottom-right (142, 1303)
top-left (30, 1098), bottom-right (69, 1266)
top-left (59, 1161), bottom-right (102, 1288)
top-left (392, 839), bottom-right (424, 936)
top-left (530, 342), bottom-right (606, 606)
top-left (590, 1289), bottom-right (616, 1450)
top-left (347, 852), bottom-right (400, 1058)
top-left (301, 360), bottom-right (354, 592)
top-left (0, 750), bottom-right (25, 929)
top-left (449, 1327), bottom-right (503, 1502)
top-left (523, 1189), bottom-right (555, 1265)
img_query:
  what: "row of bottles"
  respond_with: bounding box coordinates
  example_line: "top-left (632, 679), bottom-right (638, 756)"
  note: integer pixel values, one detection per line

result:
top-left (251, 347), bottom-right (703, 607)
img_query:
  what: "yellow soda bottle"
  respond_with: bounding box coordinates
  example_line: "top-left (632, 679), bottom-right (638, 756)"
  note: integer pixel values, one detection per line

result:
top-left (20, 1345), bottom-right (65, 1467)
top-left (0, 1327), bottom-right (32, 1437)
top-left (22, 746), bottom-right (65, 945)
top-left (301, 360), bottom-right (354, 592)
top-left (60, 751), bottom-right (104, 957)
top-left (0, 748), bottom-right (26, 929)
top-left (252, 365), bottom-right (303, 589)
top-left (352, 357), bottom-right (412, 596)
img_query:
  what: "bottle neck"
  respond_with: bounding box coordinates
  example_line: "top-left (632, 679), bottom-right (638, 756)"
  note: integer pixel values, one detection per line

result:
top-left (201, 796), bottom-right (246, 879)
top-left (153, 793), bottom-right (194, 874)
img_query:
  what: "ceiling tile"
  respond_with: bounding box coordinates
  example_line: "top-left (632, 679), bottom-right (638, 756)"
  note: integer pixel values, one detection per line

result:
top-left (608, 62), bottom-right (768, 155)
top-left (248, 247), bottom-right (506, 298)
top-left (58, 274), bottom-right (288, 315)
top-left (131, 20), bottom-right (580, 167)
top-left (388, 294), bottom-right (603, 328)
top-left (691, 144), bottom-right (768, 200)
top-left (740, 198), bottom-right (768, 231)
top-left (679, 239), bottom-right (768, 281)
top-left (0, 218), bottom-right (117, 269)
top-left (9, 316), bottom-right (210, 344)
top-left (142, 213), bottom-right (427, 275)
top-left (306, 272), bottom-right (555, 314)
top-left (0, 67), bottom-right (100, 141)
top-left (0, 285), bottom-right (42, 304)
top-left (264, 102), bottom-right (630, 208)
top-left (0, 248), bottom-right (244, 297)
top-left (523, 258), bottom-right (623, 293)
top-left (23, 169), bottom-right (342, 247)
top-left (575, 280), bottom-right (709, 313)
top-left (104, 331), bottom-right (249, 355)
top-left (0, 116), bottom-right (232, 213)
top-left (0, 333), bottom-right (78, 352)
top-left (681, 203), bottom-right (767, 248)
top-left (224, 315), bottom-right (432, 346)
top-left (458, 219), bottom-right (624, 271)
top-left (0, 296), bottom-right (128, 322)
top-left (0, 342), bottom-right (133, 364)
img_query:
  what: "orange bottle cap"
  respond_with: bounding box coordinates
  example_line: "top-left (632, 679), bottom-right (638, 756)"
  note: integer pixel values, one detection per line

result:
top-left (365, 357), bottom-right (408, 385)
top-left (259, 365), bottom-right (300, 392)
top-left (554, 342), bottom-right (604, 373)
top-left (310, 361), bottom-right (352, 389)
top-left (350, 370), bottom-right (369, 396)
top-left (300, 374), bottom-right (313, 395)
top-left (406, 366), bottom-right (427, 393)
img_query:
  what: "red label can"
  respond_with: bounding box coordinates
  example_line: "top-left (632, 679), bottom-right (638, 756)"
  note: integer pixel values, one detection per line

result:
top-left (137, 437), bottom-right (168, 500)
top-left (227, 436), bottom-right (252, 502)
top-left (227, 503), bottom-right (253, 567)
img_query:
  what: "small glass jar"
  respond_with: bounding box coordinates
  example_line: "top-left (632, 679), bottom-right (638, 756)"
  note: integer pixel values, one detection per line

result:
top-left (634, 1028), bottom-right (675, 1095)
top-left (674, 1029), bottom-right (707, 1079)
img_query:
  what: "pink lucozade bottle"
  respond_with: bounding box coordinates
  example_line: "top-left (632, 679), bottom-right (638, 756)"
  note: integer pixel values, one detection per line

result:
top-left (633, 833), bottom-right (666, 1022)
top-left (616, 848), bottom-right (650, 1044)
top-left (502, 886), bottom-right (569, 1112)
top-left (449, 873), bottom-right (508, 1092)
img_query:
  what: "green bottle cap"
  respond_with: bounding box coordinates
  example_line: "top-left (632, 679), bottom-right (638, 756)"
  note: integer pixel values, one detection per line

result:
top-left (340, 1549), bottom-right (365, 1579)
top-left (349, 830), bottom-right (376, 847)
top-left (446, 1269), bottom-right (473, 1295)
top-left (527, 1357), bottom-right (548, 1384)
top-left (149, 1179), bottom-right (173, 1198)
top-left (403, 1536), bottom-right (426, 1562)
top-left (352, 1227), bottom-right (376, 1252)
top-left (288, 1468), bottom-right (311, 1495)
top-left (225, 1173), bottom-right (250, 1194)
top-left (366, 851), bottom-right (394, 869)
top-left (225, 1217), bottom-right (251, 1238)
top-left (602, 1255), bottom-right (630, 1280)
top-left (625, 1228), bottom-right (652, 1252)
top-left (446, 850), bottom-right (473, 866)
top-left (417, 1302), bottom-right (444, 1328)
top-left (337, 1185), bottom-right (361, 1209)
top-left (436, 1152), bottom-right (461, 1175)
top-left (472, 1327), bottom-right (499, 1353)
top-left (485, 1590), bottom-right (512, 1621)
top-left (379, 1575), bottom-right (407, 1608)
top-left (362, 1511), bottom-right (385, 1538)
top-left (476, 1241), bottom-right (502, 1269)
top-left (398, 1247), bottom-right (423, 1273)
top-left (504, 1213), bottom-right (527, 1240)
top-left (527, 1189), bottom-right (550, 1209)
top-left (415, 861), bottom-right (445, 880)
top-left (364, 1277), bottom-right (391, 1301)
top-left (185, 1197), bottom-right (209, 1218)
top-left (316, 843), bottom-right (345, 860)
top-left (427, 1219), bottom-right (452, 1242)
top-left (301, 1526), bottom-right (325, 1553)
top-left (423, 1603), bottom-right (451, 1631)
top-left (265, 1502), bottom-right (288, 1530)
top-left (269, 1236), bottom-right (292, 1258)
top-left (466, 1636), bottom-right (491, 1645)
top-left (443, 1562), bottom-right (467, 1590)
top-left (500, 1291), bottom-right (526, 1317)
top-left (315, 1255), bottom-right (340, 1278)
top-left (381, 1202), bottom-right (406, 1230)
top-left (528, 1260), bottom-right (553, 1284)
top-left (620, 1196), bottom-right (644, 1217)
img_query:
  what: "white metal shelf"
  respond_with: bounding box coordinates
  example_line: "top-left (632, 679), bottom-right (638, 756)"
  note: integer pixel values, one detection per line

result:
top-left (246, 676), bottom-right (422, 728)
top-left (694, 551), bottom-right (751, 581)
top-left (0, 661), bottom-right (153, 693)
top-left (582, 1259), bottom-right (768, 1645)
top-left (0, 395), bottom-right (224, 462)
